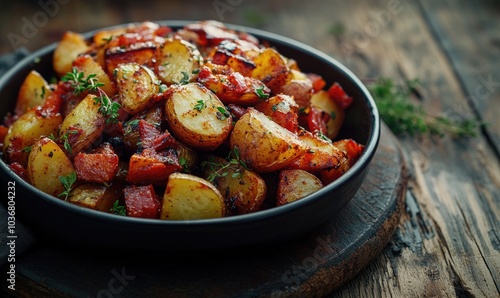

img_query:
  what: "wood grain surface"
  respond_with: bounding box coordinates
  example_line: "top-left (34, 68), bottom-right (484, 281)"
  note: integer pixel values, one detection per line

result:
top-left (0, 0), bottom-right (499, 297)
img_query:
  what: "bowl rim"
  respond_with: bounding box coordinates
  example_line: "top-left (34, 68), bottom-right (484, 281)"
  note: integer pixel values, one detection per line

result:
top-left (0, 20), bottom-right (380, 228)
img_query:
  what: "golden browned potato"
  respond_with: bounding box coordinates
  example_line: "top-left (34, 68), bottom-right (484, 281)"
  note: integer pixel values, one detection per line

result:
top-left (230, 108), bottom-right (309, 173)
top-left (165, 83), bottom-right (232, 151)
top-left (156, 38), bottom-right (203, 85)
top-left (59, 94), bottom-right (106, 156)
top-left (68, 184), bottom-right (120, 211)
top-left (53, 31), bottom-right (89, 77)
top-left (3, 109), bottom-right (62, 165)
top-left (251, 48), bottom-right (291, 93)
top-left (115, 62), bottom-right (160, 115)
top-left (173, 141), bottom-right (198, 173)
top-left (15, 70), bottom-right (52, 116)
top-left (27, 137), bottom-right (75, 197)
top-left (160, 173), bottom-right (226, 220)
top-left (310, 90), bottom-right (345, 140)
top-left (286, 130), bottom-right (348, 173)
top-left (276, 169), bottom-right (323, 206)
top-left (73, 54), bottom-right (117, 96)
top-left (202, 156), bottom-right (267, 215)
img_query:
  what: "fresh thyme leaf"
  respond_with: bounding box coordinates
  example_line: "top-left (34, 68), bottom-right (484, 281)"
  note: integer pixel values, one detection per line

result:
top-left (179, 71), bottom-right (190, 85)
top-left (216, 107), bottom-right (230, 120)
top-left (93, 90), bottom-right (121, 124)
top-left (58, 171), bottom-right (76, 201)
top-left (202, 147), bottom-right (247, 183)
top-left (255, 86), bottom-right (270, 99)
top-left (193, 99), bottom-right (207, 111)
top-left (21, 146), bottom-right (32, 153)
top-left (61, 67), bottom-right (105, 95)
top-left (110, 200), bottom-right (126, 216)
top-left (368, 78), bottom-right (482, 138)
top-left (61, 129), bottom-right (79, 154)
top-left (159, 83), bottom-right (168, 93)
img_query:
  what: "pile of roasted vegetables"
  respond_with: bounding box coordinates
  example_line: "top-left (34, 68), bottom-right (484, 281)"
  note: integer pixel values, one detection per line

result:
top-left (0, 20), bottom-right (364, 220)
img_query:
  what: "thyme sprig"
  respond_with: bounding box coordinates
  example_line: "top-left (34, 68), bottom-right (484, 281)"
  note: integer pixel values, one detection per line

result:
top-left (368, 78), bottom-right (482, 138)
top-left (201, 147), bottom-right (248, 183)
top-left (58, 171), bottom-right (77, 201)
top-left (61, 67), bottom-right (104, 95)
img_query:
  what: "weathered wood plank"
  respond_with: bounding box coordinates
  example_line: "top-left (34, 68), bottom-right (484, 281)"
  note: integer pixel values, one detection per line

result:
top-left (418, 0), bottom-right (500, 158)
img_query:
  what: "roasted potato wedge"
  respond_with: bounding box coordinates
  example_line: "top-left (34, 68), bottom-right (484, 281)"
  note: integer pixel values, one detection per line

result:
top-left (202, 156), bottom-right (267, 215)
top-left (27, 137), bottom-right (75, 197)
top-left (251, 48), bottom-right (291, 93)
top-left (286, 130), bottom-right (347, 172)
top-left (276, 169), bottom-right (323, 206)
top-left (68, 184), bottom-right (120, 212)
top-left (15, 70), bottom-right (52, 116)
top-left (310, 90), bottom-right (345, 140)
top-left (281, 69), bottom-right (314, 108)
top-left (59, 94), bottom-right (106, 156)
top-left (230, 108), bottom-right (309, 173)
top-left (320, 139), bottom-right (365, 184)
top-left (3, 109), bottom-right (62, 165)
top-left (53, 31), bottom-right (89, 77)
top-left (165, 83), bottom-right (232, 150)
top-left (156, 38), bottom-right (203, 85)
top-left (115, 62), bottom-right (160, 115)
top-left (73, 54), bottom-right (117, 96)
top-left (160, 173), bottom-right (226, 220)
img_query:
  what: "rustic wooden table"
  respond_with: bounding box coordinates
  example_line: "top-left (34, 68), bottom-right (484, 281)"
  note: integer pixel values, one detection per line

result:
top-left (0, 0), bottom-right (499, 297)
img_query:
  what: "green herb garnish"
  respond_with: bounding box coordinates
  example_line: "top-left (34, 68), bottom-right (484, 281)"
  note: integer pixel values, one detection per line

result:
top-left (255, 86), bottom-right (269, 99)
top-left (58, 172), bottom-right (76, 201)
top-left (193, 99), bottom-right (207, 111)
top-left (368, 78), bottom-right (482, 137)
top-left (61, 67), bottom-right (104, 95)
top-left (216, 107), bottom-right (230, 120)
top-left (110, 200), bottom-right (127, 216)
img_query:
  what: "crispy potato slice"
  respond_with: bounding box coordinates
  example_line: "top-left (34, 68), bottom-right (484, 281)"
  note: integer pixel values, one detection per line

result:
top-left (115, 62), bottom-right (160, 115)
top-left (59, 94), bottom-right (106, 156)
top-left (165, 83), bottom-right (232, 151)
top-left (73, 54), bottom-right (117, 96)
top-left (53, 31), bottom-right (89, 78)
top-left (276, 169), bottom-right (323, 206)
top-left (68, 184), bottom-right (120, 212)
top-left (156, 38), bottom-right (203, 85)
top-left (286, 130), bottom-right (347, 173)
top-left (160, 173), bottom-right (226, 220)
top-left (3, 109), bottom-right (62, 165)
top-left (15, 70), bottom-right (52, 116)
top-left (27, 137), bottom-right (75, 197)
top-left (251, 48), bottom-right (291, 93)
top-left (230, 108), bottom-right (309, 173)
top-left (202, 156), bottom-right (267, 215)
top-left (310, 90), bottom-right (345, 140)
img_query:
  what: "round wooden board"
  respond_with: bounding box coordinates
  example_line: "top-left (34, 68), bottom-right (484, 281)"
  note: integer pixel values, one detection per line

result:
top-left (4, 124), bottom-right (407, 298)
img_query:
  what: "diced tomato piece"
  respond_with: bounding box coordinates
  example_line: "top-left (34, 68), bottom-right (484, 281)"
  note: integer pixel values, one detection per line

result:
top-left (126, 148), bottom-right (180, 186)
top-left (4, 136), bottom-right (26, 166)
top-left (227, 104), bottom-right (247, 120)
top-left (338, 139), bottom-right (365, 167)
top-left (154, 26), bottom-right (173, 37)
top-left (327, 82), bottom-right (353, 110)
top-left (307, 73), bottom-right (326, 93)
top-left (9, 162), bottom-right (29, 182)
top-left (74, 144), bottom-right (119, 184)
top-left (298, 105), bottom-right (330, 135)
top-left (123, 185), bottom-right (160, 218)
top-left (0, 125), bottom-right (8, 147)
top-left (138, 120), bottom-right (176, 151)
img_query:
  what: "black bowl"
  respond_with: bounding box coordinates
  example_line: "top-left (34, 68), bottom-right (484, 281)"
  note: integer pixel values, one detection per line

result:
top-left (0, 21), bottom-right (380, 251)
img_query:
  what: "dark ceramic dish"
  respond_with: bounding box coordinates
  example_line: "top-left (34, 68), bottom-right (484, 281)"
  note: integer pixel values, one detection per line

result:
top-left (0, 21), bottom-right (380, 251)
